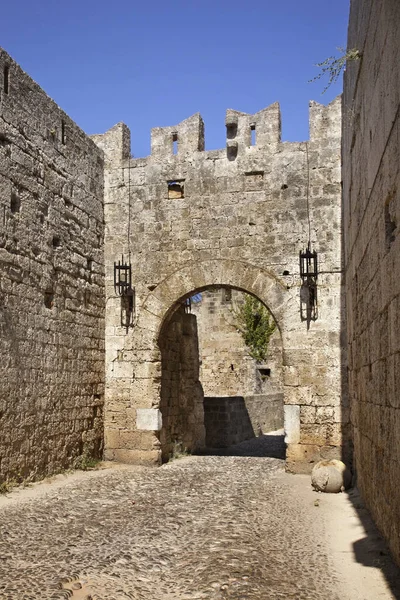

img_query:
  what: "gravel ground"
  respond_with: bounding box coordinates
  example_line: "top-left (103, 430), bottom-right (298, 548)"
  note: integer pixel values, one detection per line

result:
top-left (0, 435), bottom-right (397, 600)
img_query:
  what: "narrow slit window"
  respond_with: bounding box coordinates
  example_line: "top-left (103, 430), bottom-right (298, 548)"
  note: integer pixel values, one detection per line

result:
top-left (226, 123), bottom-right (237, 139)
top-left (61, 120), bottom-right (66, 145)
top-left (3, 65), bottom-right (9, 95)
top-left (172, 133), bottom-right (178, 155)
top-left (10, 191), bottom-right (20, 214)
top-left (250, 124), bottom-right (256, 146)
top-left (222, 288), bottom-right (232, 303)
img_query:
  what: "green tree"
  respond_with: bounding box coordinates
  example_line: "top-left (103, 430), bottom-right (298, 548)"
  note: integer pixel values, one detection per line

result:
top-left (233, 296), bottom-right (276, 363)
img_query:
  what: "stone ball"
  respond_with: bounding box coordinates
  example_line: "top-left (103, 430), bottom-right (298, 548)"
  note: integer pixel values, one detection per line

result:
top-left (311, 459), bottom-right (351, 493)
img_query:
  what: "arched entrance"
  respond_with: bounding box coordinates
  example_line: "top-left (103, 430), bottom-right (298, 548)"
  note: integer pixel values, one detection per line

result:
top-left (103, 259), bottom-right (304, 466)
top-left (157, 285), bottom-right (284, 462)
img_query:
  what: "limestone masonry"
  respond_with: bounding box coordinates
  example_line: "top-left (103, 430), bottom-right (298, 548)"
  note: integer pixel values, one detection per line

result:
top-left (95, 96), bottom-right (345, 472)
top-left (343, 0), bottom-right (400, 566)
top-left (0, 48), bottom-right (105, 480)
top-left (1, 0), bottom-right (400, 571)
top-left (0, 45), bottom-right (345, 481)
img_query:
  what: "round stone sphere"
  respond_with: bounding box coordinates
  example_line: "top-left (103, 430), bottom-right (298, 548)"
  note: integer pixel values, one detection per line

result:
top-left (311, 459), bottom-right (351, 493)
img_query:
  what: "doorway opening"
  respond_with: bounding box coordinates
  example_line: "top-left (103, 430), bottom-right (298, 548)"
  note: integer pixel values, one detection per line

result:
top-left (157, 286), bottom-right (285, 462)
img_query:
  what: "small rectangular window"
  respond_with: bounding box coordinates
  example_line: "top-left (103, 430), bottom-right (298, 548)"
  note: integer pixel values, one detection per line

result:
top-left (250, 124), bottom-right (256, 146)
top-left (3, 65), bottom-right (9, 95)
top-left (172, 133), bottom-right (178, 155)
top-left (168, 179), bottom-right (185, 199)
top-left (245, 171), bottom-right (264, 191)
top-left (61, 120), bottom-right (66, 145)
top-left (258, 367), bottom-right (271, 378)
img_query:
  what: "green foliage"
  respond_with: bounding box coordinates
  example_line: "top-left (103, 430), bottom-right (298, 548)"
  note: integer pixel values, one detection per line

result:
top-left (0, 479), bottom-right (17, 495)
top-left (309, 47), bottom-right (361, 93)
top-left (233, 296), bottom-right (276, 363)
top-left (73, 443), bottom-right (100, 471)
top-left (170, 441), bottom-right (190, 461)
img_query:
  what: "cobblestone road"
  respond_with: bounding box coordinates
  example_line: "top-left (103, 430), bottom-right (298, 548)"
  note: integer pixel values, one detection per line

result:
top-left (0, 436), bottom-right (355, 599)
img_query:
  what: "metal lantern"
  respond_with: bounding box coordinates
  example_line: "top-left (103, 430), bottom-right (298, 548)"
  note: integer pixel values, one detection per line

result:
top-left (299, 245), bottom-right (318, 327)
top-left (114, 255), bottom-right (134, 328)
top-left (299, 246), bottom-right (318, 282)
top-left (114, 256), bottom-right (132, 296)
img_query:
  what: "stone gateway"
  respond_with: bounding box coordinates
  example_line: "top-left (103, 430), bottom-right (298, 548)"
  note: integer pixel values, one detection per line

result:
top-left (0, 46), bottom-right (346, 482)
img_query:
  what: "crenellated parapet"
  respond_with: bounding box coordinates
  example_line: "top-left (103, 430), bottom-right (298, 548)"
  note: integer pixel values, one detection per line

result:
top-left (98, 99), bottom-right (341, 164)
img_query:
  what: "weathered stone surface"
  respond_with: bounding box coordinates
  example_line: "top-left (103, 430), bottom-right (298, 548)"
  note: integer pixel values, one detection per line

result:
top-left (204, 396), bottom-right (255, 447)
top-left (0, 43), bottom-right (346, 476)
top-left (343, 0), bottom-right (400, 566)
top-left (0, 449), bottom-right (346, 599)
top-left (96, 98), bottom-right (345, 471)
top-left (311, 459), bottom-right (351, 493)
top-left (158, 308), bottom-right (205, 461)
top-left (136, 408), bottom-right (162, 431)
top-left (191, 288), bottom-right (283, 399)
top-left (0, 48), bottom-right (105, 482)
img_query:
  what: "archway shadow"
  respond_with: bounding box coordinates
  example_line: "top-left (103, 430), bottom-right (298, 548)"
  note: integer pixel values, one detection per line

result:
top-left (195, 431), bottom-right (286, 459)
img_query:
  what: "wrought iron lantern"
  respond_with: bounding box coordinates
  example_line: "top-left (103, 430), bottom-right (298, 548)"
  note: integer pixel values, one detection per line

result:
top-left (114, 256), bottom-right (132, 296)
top-left (299, 245), bottom-right (318, 326)
top-left (299, 245), bottom-right (318, 282)
top-left (114, 256), bottom-right (135, 328)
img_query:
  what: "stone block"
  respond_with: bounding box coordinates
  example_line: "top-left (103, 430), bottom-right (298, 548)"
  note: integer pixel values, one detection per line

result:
top-left (136, 408), bottom-right (162, 431)
top-left (284, 405), bottom-right (300, 444)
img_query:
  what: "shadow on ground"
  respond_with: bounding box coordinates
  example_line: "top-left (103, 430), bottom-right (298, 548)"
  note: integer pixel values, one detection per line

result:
top-left (346, 487), bottom-right (400, 599)
top-left (196, 432), bottom-right (286, 459)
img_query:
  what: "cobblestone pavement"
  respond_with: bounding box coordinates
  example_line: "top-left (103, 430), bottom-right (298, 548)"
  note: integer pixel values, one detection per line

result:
top-left (0, 436), bottom-right (361, 599)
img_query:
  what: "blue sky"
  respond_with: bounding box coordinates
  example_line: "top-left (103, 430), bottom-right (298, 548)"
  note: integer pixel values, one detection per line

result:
top-left (2, 0), bottom-right (349, 157)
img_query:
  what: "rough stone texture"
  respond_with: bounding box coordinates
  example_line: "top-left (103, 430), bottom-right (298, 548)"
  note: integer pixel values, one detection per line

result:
top-left (343, 0), bottom-right (400, 565)
top-left (243, 393), bottom-right (284, 434)
top-left (0, 44), bottom-right (346, 476)
top-left (96, 100), bottom-right (346, 471)
top-left (204, 396), bottom-right (255, 447)
top-left (158, 307), bottom-right (205, 461)
top-left (311, 459), bottom-right (351, 493)
top-left (0, 450), bottom-right (343, 600)
top-left (191, 288), bottom-right (283, 397)
top-left (0, 49), bottom-right (105, 482)
top-left (192, 287), bottom-right (284, 443)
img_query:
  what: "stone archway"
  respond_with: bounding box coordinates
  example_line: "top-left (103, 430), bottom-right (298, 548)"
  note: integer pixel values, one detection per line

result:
top-left (104, 259), bottom-right (302, 466)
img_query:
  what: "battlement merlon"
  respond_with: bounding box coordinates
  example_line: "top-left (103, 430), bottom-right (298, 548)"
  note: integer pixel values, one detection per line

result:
top-left (309, 96), bottom-right (342, 143)
top-left (151, 113), bottom-right (205, 158)
top-left (225, 103), bottom-right (282, 152)
top-left (91, 122), bottom-right (131, 164)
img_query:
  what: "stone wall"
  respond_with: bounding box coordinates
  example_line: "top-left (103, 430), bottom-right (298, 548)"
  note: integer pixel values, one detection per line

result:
top-left (0, 48), bottom-right (105, 482)
top-left (204, 396), bottom-right (254, 448)
top-left (244, 393), bottom-right (284, 435)
top-left (191, 288), bottom-right (283, 398)
top-left (343, 0), bottom-right (400, 565)
top-left (97, 98), bottom-right (346, 472)
top-left (158, 307), bottom-right (205, 461)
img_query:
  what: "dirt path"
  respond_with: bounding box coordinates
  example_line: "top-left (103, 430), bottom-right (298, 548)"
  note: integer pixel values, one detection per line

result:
top-left (0, 438), bottom-right (399, 599)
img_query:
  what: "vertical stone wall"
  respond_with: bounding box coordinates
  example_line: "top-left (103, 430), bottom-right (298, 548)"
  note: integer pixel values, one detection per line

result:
top-left (191, 288), bottom-right (283, 398)
top-left (158, 307), bottom-right (205, 461)
top-left (343, 0), bottom-right (400, 564)
top-left (0, 48), bottom-right (105, 482)
top-left (97, 99), bottom-right (345, 472)
top-left (204, 396), bottom-right (255, 448)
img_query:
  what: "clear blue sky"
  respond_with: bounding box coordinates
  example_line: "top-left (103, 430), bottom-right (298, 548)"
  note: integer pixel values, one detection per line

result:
top-left (2, 0), bottom-right (349, 157)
